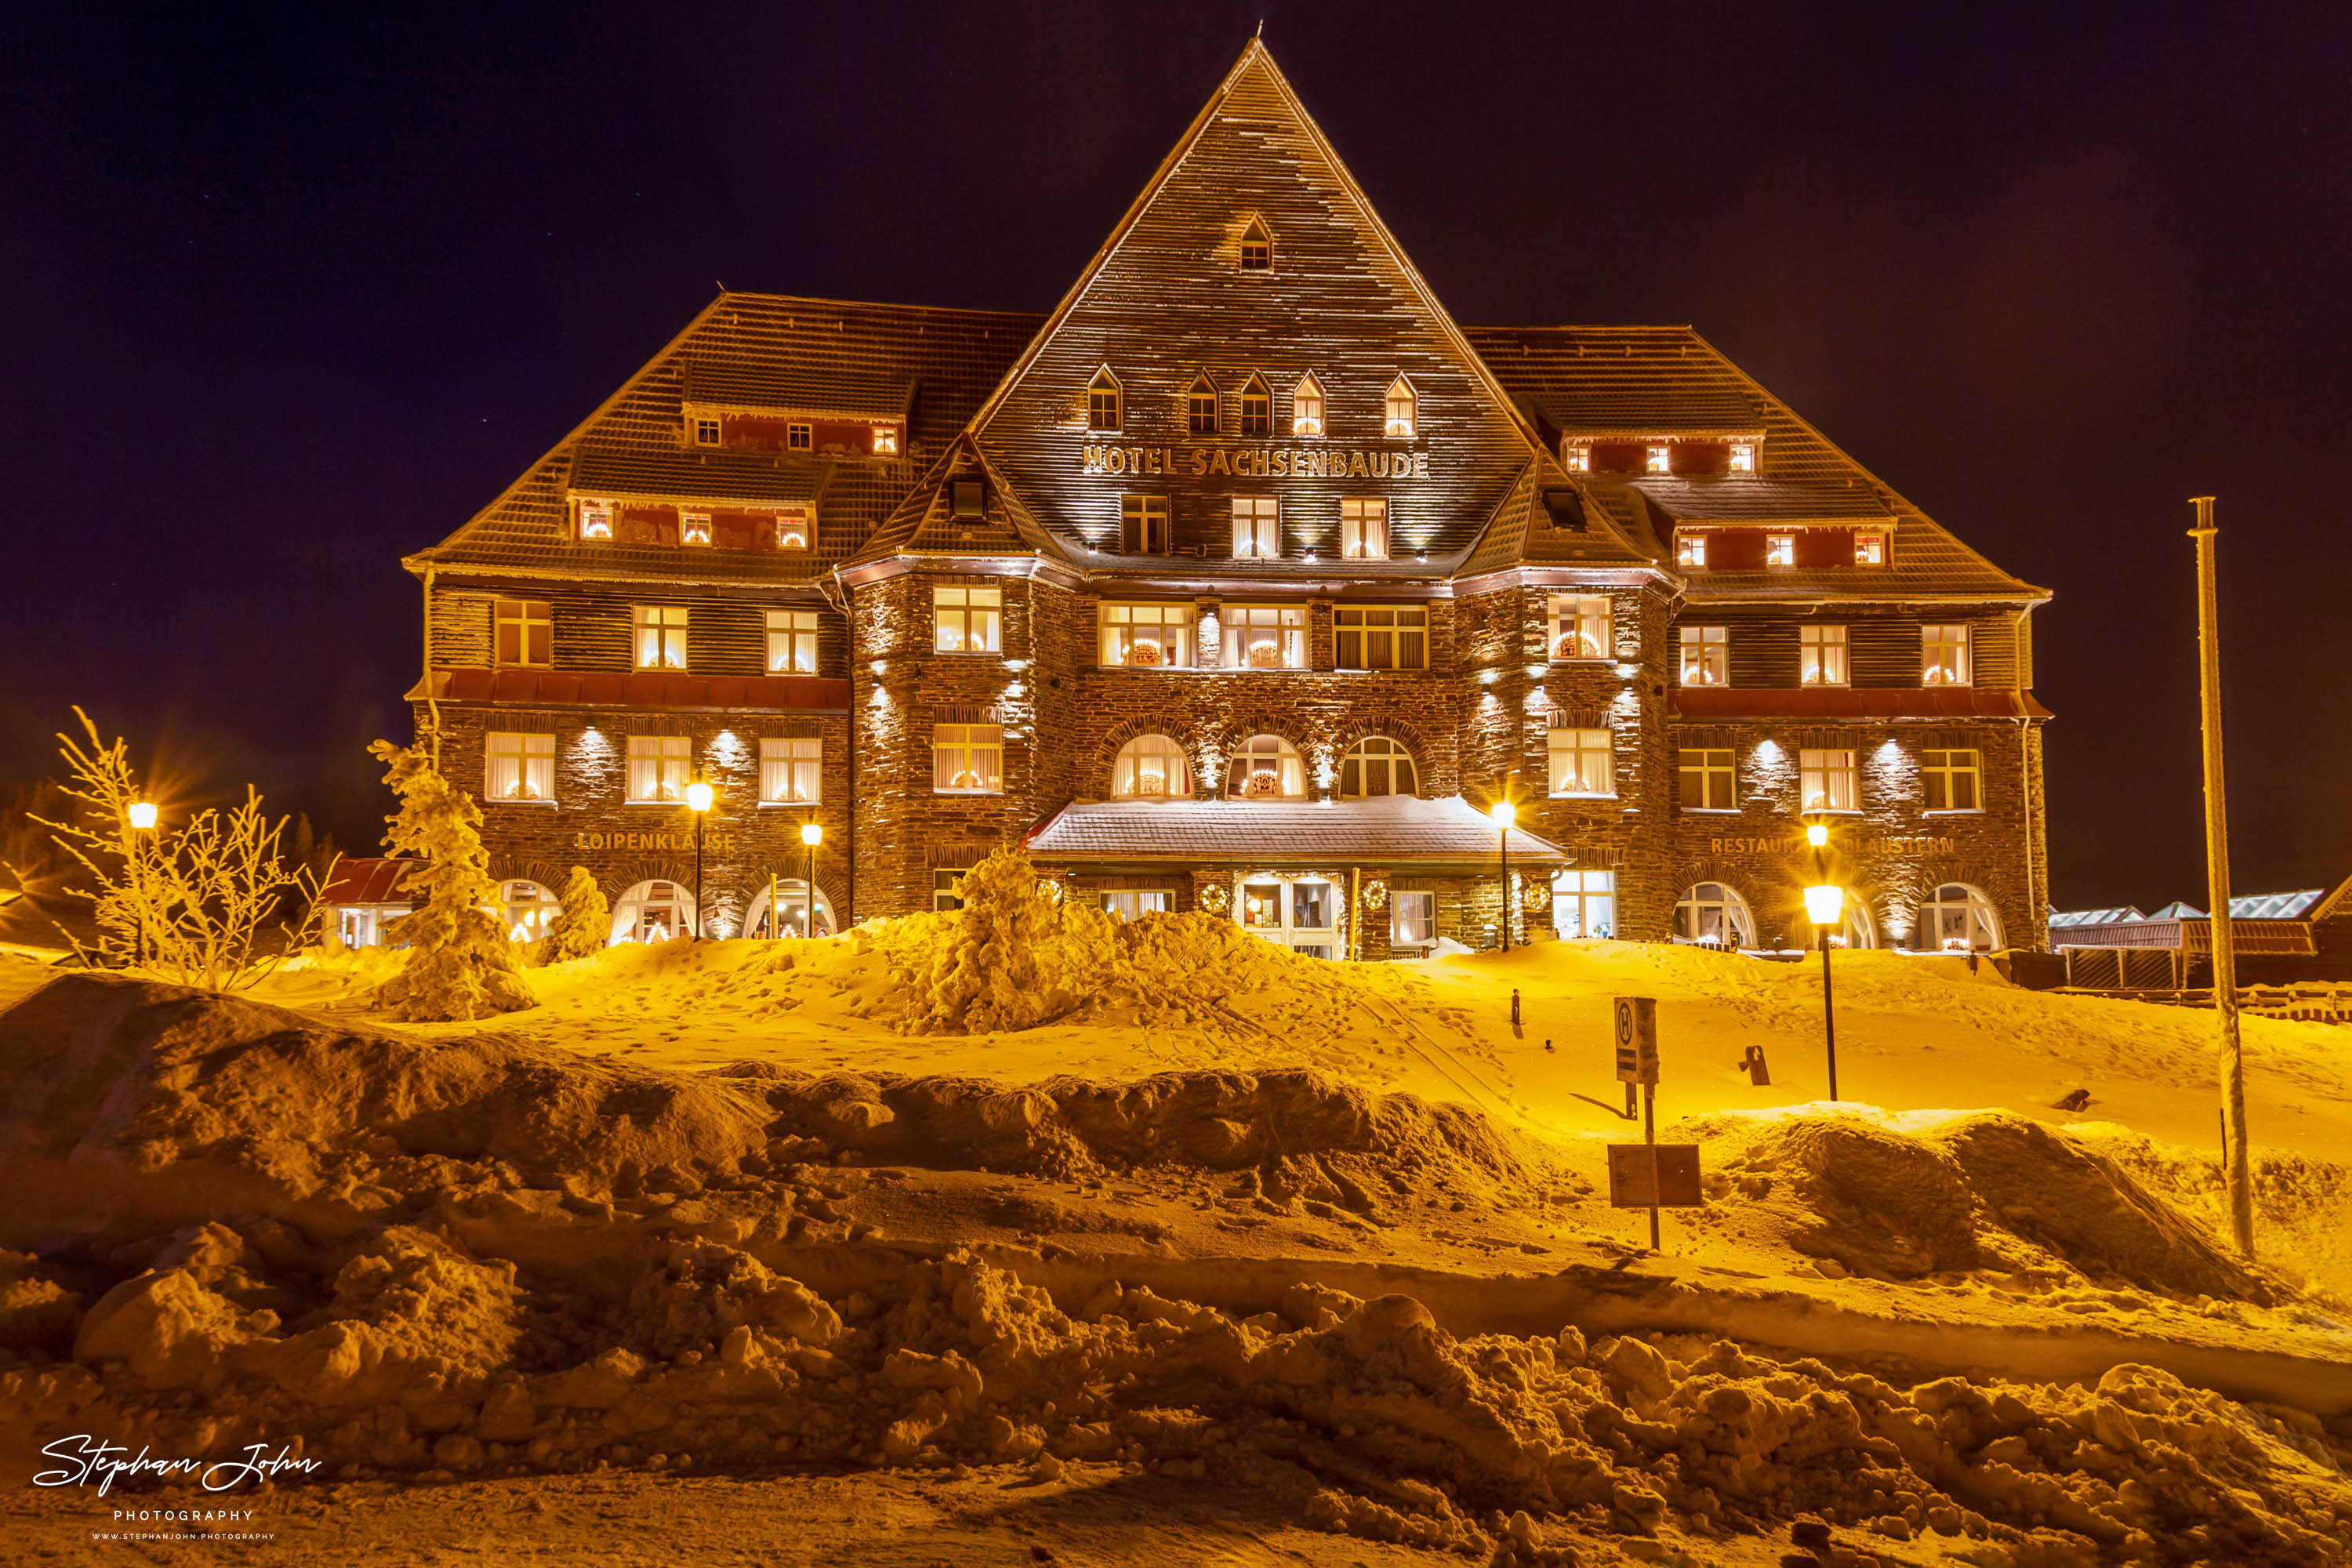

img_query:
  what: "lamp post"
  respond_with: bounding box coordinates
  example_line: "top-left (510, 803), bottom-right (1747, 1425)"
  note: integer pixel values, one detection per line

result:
top-left (2188, 495), bottom-right (2253, 1258)
top-left (800, 820), bottom-right (823, 938)
top-left (1802, 821), bottom-right (1841, 1102)
top-left (1489, 799), bottom-right (1516, 952)
top-left (684, 779), bottom-right (713, 940)
top-left (126, 800), bottom-right (158, 967)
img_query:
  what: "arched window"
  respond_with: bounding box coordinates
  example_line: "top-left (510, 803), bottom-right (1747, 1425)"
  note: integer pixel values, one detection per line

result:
top-left (1238, 374), bottom-right (1272, 437)
top-left (1239, 216), bottom-right (1272, 270)
top-left (1921, 884), bottom-right (2002, 952)
top-left (1338, 736), bottom-right (1417, 799)
top-left (610, 879), bottom-right (695, 946)
top-left (497, 878), bottom-right (561, 942)
top-left (1225, 734), bottom-right (1305, 800)
top-left (1187, 372), bottom-right (1219, 435)
top-left (1675, 882), bottom-right (1755, 949)
top-left (1384, 376), bottom-right (1417, 438)
top-left (1112, 735), bottom-right (1192, 799)
top-left (746, 880), bottom-right (836, 940)
top-left (1291, 373), bottom-right (1325, 437)
top-left (1087, 366), bottom-right (1122, 431)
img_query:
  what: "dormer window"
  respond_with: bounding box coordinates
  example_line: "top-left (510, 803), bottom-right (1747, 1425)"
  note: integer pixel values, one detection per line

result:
top-left (951, 479), bottom-right (986, 520)
top-left (1187, 372), bottom-right (1218, 435)
top-left (681, 511), bottom-right (713, 546)
top-left (1729, 443), bottom-right (1755, 473)
top-left (787, 422), bottom-right (812, 452)
top-left (1239, 216), bottom-right (1272, 270)
top-left (1677, 532), bottom-right (1706, 568)
top-left (693, 416), bottom-right (721, 447)
top-left (579, 501), bottom-right (614, 541)
top-left (1563, 445), bottom-right (1590, 473)
top-left (1239, 375), bottom-right (1272, 437)
top-left (1766, 534), bottom-right (1795, 567)
top-left (871, 426), bottom-right (899, 456)
top-left (776, 508), bottom-right (810, 550)
top-left (1384, 376), bottom-right (1417, 438)
top-left (1291, 374), bottom-right (1324, 437)
top-left (1855, 529), bottom-right (1886, 566)
top-left (1087, 366), bottom-right (1122, 431)
top-left (1646, 445), bottom-right (1671, 474)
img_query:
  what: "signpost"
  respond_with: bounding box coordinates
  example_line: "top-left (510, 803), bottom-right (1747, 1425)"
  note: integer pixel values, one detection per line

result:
top-left (1607, 996), bottom-right (1701, 1249)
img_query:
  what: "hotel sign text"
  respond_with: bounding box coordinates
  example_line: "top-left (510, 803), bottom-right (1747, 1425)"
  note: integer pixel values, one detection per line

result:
top-left (575, 831), bottom-right (738, 855)
top-left (1708, 836), bottom-right (1956, 857)
top-left (1081, 445), bottom-right (1430, 480)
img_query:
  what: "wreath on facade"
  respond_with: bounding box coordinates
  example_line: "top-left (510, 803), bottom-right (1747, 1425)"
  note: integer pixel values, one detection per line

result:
top-left (1197, 882), bottom-right (1232, 915)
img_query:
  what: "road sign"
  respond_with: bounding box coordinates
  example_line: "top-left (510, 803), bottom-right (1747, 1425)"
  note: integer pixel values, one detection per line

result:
top-left (1613, 996), bottom-right (1658, 1084)
top-left (1608, 1143), bottom-right (1703, 1208)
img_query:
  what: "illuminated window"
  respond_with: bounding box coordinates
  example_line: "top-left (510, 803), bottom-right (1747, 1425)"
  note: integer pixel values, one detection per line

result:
top-left (1799, 625), bottom-right (1848, 686)
top-left (1239, 216), bottom-right (1272, 270)
top-left (871, 426), bottom-right (899, 456)
top-left (1922, 624), bottom-right (1972, 686)
top-left (579, 501), bottom-right (614, 541)
top-left (932, 724), bottom-right (1004, 793)
top-left (1563, 445), bottom-right (1590, 473)
top-left (1120, 494), bottom-right (1170, 554)
top-left (1675, 881), bottom-right (1755, 946)
top-left (1222, 604), bottom-right (1305, 669)
top-left (1338, 735), bottom-right (1417, 798)
top-left (932, 585), bottom-right (1001, 654)
top-left (1922, 883), bottom-right (2002, 952)
top-left (1547, 594), bottom-right (1610, 660)
top-left (1290, 373), bottom-right (1325, 437)
top-left (1799, 748), bottom-right (1859, 812)
top-left (1646, 445), bottom-right (1670, 474)
top-left (1226, 734), bottom-right (1305, 798)
top-left (681, 511), bottom-right (713, 546)
top-left (1729, 444), bottom-right (1755, 473)
top-left (1552, 870), bottom-right (1616, 938)
top-left (787, 423), bottom-right (812, 452)
top-left (1239, 375), bottom-right (1272, 437)
top-left (1101, 890), bottom-right (1172, 920)
top-left (1677, 532), bottom-right (1707, 568)
top-left (1922, 749), bottom-right (1983, 811)
top-left (1334, 605), bottom-right (1426, 670)
top-left (1340, 496), bottom-right (1387, 559)
top-left (632, 606), bottom-right (689, 670)
top-left (1855, 529), bottom-right (1886, 565)
top-left (1392, 890), bottom-right (1436, 947)
top-left (626, 735), bottom-right (691, 804)
top-left (1112, 734), bottom-right (1192, 798)
top-left (1766, 534), bottom-right (1795, 567)
top-left (693, 416), bottom-right (721, 446)
top-left (1548, 727), bottom-right (1616, 797)
top-left (494, 598), bottom-right (551, 666)
top-left (765, 609), bottom-right (818, 674)
top-left (485, 732), bottom-right (555, 802)
top-left (1099, 602), bottom-right (1192, 667)
top-left (775, 508), bottom-right (810, 550)
top-left (1231, 495), bottom-right (1279, 558)
top-left (1678, 625), bottom-right (1727, 686)
top-left (1087, 366), bottom-right (1122, 431)
top-left (1384, 376), bottom-right (1417, 438)
top-left (759, 738), bottom-right (820, 804)
top-left (1187, 372), bottom-right (1219, 435)
top-left (1678, 749), bottom-right (1735, 810)
top-left (499, 879), bottom-right (561, 942)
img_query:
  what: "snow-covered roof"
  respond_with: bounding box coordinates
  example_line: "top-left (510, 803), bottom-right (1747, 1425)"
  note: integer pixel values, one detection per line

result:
top-left (1026, 795), bottom-right (1576, 867)
top-left (2048, 906), bottom-right (2146, 928)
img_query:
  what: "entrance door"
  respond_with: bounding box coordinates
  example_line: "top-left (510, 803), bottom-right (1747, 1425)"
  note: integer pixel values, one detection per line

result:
top-left (1236, 876), bottom-right (1342, 958)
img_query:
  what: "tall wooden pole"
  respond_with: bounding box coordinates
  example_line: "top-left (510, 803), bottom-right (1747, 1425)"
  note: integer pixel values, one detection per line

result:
top-left (2189, 495), bottom-right (2253, 1258)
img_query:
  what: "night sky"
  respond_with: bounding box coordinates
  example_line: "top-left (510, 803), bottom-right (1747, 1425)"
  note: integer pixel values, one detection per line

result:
top-left (4, 3), bottom-right (2347, 910)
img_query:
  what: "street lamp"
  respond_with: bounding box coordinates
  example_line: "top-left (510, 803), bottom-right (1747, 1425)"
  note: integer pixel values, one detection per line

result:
top-left (684, 779), bottom-right (714, 940)
top-left (1802, 818), bottom-right (1841, 1100)
top-left (800, 820), bottom-right (823, 938)
top-left (126, 800), bottom-right (158, 966)
top-left (1489, 799), bottom-right (1516, 952)
top-left (128, 800), bottom-right (158, 831)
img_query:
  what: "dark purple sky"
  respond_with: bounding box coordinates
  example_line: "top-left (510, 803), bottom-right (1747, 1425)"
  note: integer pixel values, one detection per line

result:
top-left (3, 2), bottom-right (2347, 909)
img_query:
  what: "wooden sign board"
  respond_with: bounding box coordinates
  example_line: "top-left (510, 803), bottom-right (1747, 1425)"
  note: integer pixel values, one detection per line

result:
top-left (1608, 1144), bottom-right (1703, 1208)
top-left (1613, 996), bottom-right (1659, 1084)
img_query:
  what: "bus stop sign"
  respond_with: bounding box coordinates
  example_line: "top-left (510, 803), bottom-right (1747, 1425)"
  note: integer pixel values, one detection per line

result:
top-left (1614, 996), bottom-right (1659, 1085)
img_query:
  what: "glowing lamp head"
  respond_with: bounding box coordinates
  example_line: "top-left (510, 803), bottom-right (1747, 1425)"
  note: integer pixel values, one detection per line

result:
top-left (1802, 883), bottom-right (1843, 926)
top-left (684, 780), bottom-right (714, 813)
top-left (1489, 800), bottom-right (1516, 829)
top-left (127, 801), bottom-right (158, 831)
top-left (1805, 822), bottom-right (1829, 848)
top-left (800, 822), bottom-right (823, 847)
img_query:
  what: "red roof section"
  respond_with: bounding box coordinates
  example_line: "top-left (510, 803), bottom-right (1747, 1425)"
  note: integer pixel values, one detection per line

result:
top-left (321, 858), bottom-right (414, 906)
top-left (428, 667), bottom-right (850, 712)
top-left (1671, 688), bottom-right (2052, 721)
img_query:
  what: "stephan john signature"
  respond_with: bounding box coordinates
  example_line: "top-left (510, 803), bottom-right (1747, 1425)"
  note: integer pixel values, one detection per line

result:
top-left (34, 1434), bottom-right (323, 1495)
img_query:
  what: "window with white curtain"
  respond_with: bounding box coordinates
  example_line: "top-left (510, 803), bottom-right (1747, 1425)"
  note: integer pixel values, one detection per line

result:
top-left (933, 724), bottom-right (1004, 793)
top-left (1231, 496), bottom-right (1280, 558)
top-left (1221, 604), bottom-right (1305, 668)
top-left (1922, 624), bottom-right (1972, 686)
top-left (1225, 734), bottom-right (1305, 799)
top-left (626, 735), bottom-right (691, 804)
top-left (760, 738), bottom-right (820, 804)
top-left (1338, 735), bottom-right (1417, 798)
top-left (1098, 603), bottom-right (1192, 667)
top-left (485, 733), bottom-right (554, 802)
top-left (1340, 497), bottom-right (1387, 559)
top-left (1547, 728), bottom-right (1615, 797)
top-left (766, 609), bottom-right (818, 674)
top-left (1546, 595), bottom-right (1610, 661)
top-left (1112, 735), bottom-right (1191, 798)
top-left (633, 606), bottom-right (688, 670)
top-left (1800, 625), bottom-right (1848, 686)
top-left (1799, 748), bottom-right (1859, 812)
top-left (934, 586), bottom-right (1001, 653)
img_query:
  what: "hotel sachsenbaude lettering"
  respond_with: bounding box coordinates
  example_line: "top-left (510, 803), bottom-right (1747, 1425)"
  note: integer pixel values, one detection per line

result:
top-left (1080, 445), bottom-right (1431, 480)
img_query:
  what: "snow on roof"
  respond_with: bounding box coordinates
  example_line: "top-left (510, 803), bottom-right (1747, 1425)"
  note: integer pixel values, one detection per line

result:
top-left (2228, 889), bottom-right (2327, 920)
top-left (1025, 795), bottom-right (1574, 867)
top-left (2048, 906), bottom-right (2147, 927)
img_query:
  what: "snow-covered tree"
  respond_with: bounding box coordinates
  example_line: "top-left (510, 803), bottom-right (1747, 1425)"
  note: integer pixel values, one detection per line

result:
top-left (539, 865), bottom-right (611, 964)
top-left (368, 737), bottom-right (534, 1021)
top-left (904, 849), bottom-right (1116, 1033)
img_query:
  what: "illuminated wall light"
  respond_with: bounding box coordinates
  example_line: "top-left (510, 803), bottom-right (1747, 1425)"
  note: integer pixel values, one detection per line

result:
top-left (1615, 662), bottom-right (1639, 679)
top-left (1477, 669), bottom-right (1498, 686)
top-left (1523, 687), bottom-right (1548, 711)
top-left (1523, 663), bottom-right (1546, 679)
top-left (1005, 658), bottom-right (1029, 671)
top-left (870, 659), bottom-right (887, 675)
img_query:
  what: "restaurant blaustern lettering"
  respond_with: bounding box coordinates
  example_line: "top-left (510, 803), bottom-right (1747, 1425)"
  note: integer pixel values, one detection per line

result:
top-left (402, 38), bottom-right (2052, 957)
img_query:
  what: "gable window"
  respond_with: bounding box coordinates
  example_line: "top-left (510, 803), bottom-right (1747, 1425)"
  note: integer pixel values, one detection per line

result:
top-left (632, 606), bottom-right (688, 670)
top-left (693, 416), bottom-right (721, 446)
top-left (1239, 376), bottom-right (1272, 437)
top-left (494, 598), bottom-right (551, 667)
top-left (1340, 497), bottom-right (1387, 559)
top-left (1766, 534), bottom-right (1795, 567)
top-left (1563, 445), bottom-right (1590, 473)
top-left (485, 732), bottom-right (555, 802)
top-left (1547, 594), bottom-right (1610, 661)
top-left (787, 422), bottom-right (812, 452)
top-left (1240, 216), bottom-right (1272, 270)
top-left (1222, 604), bottom-right (1305, 670)
top-left (1334, 604), bottom-right (1426, 670)
top-left (1231, 495), bottom-right (1279, 558)
top-left (1291, 374), bottom-right (1325, 437)
top-left (1678, 625), bottom-right (1727, 686)
top-left (933, 585), bottom-right (1002, 654)
top-left (1730, 443), bottom-right (1755, 473)
top-left (1855, 529), bottom-right (1886, 566)
top-left (1087, 366), bottom-right (1122, 431)
top-left (1385, 376), bottom-right (1417, 439)
top-left (1922, 624), bottom-right (1972, 686)
top-left (1646, 445), bottom-right (1670, 474)
top-left (1548, 727), bottom-right (1616, 797)
top-left (1676, 532), bottom-right (1706, 568)
top-left (1187, 372), bottom-right (1219, 435)
top-left (1678, 747), bottom-right (1736, 810)
top-left (1120, 494), bottom-right (1170, 554)
top-left (932, 724), bottom-right (1004, 793)
top-left (766, 609), bottom-right (818, 674)
top-left (579, 500), bottom-right (615, 541)
top-left (775, 507), bottom-right (810, 550)
top-left (1227, 734), bottom-right (1305, 798)
top-left (1100, 602), bottom-right (1192, 667)
top-left (1112, 734), bottom-right (1192, 798)
top-left (1799, 747), bottom-right (1859, 812)
top-left (1800, 625), bottom-right (1849, 686)
top-left (759, 737), bottom-right (820, 804)
top-left (1922, 748), bottom-right (1983, 812)
top-left (871, 426), bottom-right (899, 456)
top-left (681, 511), bottom-right (713, 547)
top-left (1338, 735), bottom-right (1417, 798)
top-left (626, 735), bottom-right (691, 803)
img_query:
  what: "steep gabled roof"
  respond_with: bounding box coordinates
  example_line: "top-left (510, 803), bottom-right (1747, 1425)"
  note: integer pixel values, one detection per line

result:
top-left (848, 434), bottom-right (1076, 568)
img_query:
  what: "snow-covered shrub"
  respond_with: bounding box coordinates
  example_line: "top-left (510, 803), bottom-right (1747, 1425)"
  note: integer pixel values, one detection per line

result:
top-left (897, 850), bottom-right (1119, 1033)
top-left (539, 865), bottom-right (611, 964)
top-left (367, 738), bottom-right (533, 1021)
